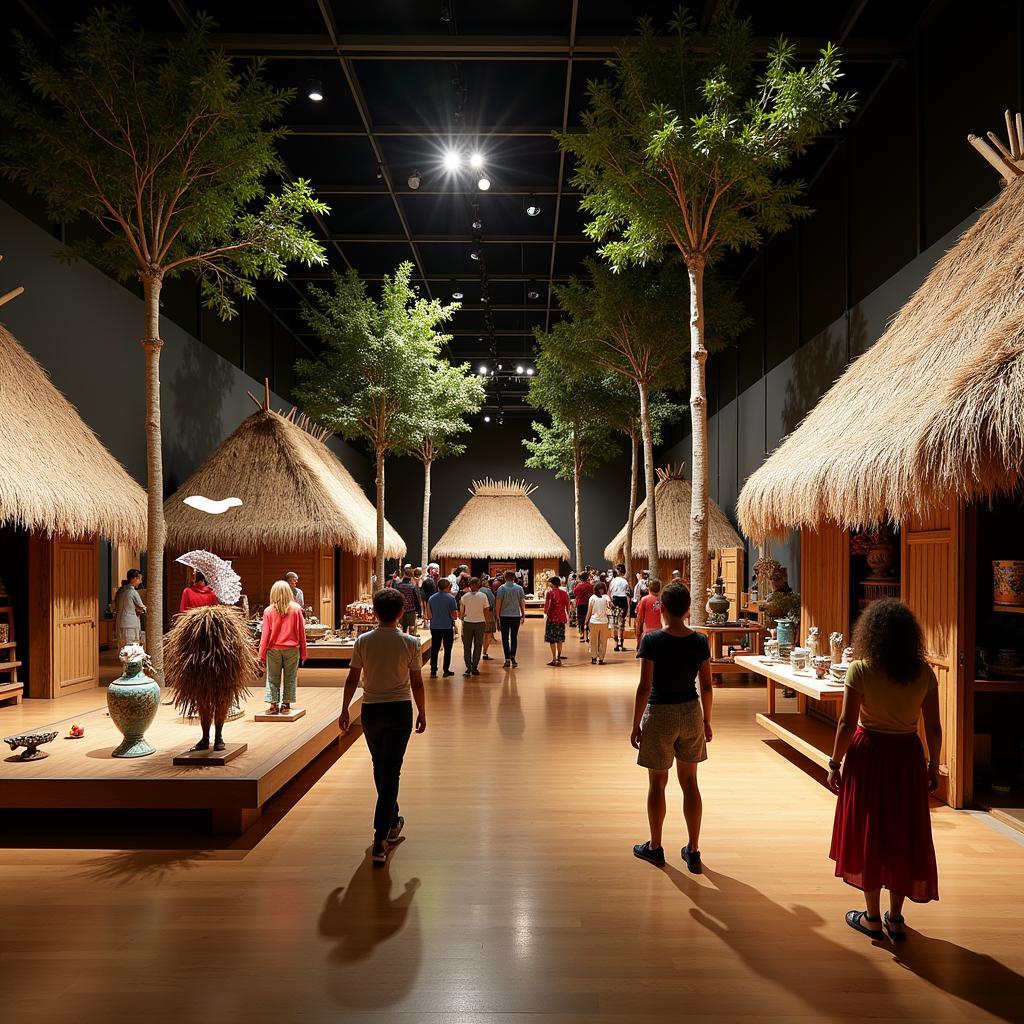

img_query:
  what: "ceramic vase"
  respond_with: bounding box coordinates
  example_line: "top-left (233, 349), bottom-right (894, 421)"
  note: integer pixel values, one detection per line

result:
top-left (866, 542), bottom-right (895, 578)
top-left (993, 560), bottom-right (1024, 607)
top-left (107, 666), bottom-right (160, 758)
top-left (776, 617), bottom-right (797, 647)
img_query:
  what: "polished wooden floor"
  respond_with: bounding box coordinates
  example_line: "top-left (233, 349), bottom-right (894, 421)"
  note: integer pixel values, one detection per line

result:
top-left (2, 627), bottom-right (1023, 1022)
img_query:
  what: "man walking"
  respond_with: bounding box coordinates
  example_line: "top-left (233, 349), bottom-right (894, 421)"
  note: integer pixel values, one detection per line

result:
top-left (459, 577), bottom-right (491, 676)
top-left (421, 563), bottom-right (439, 602)
top-left (495, 569), bottom-right (527, 668)
top-left (425, 578), bottom-right (458, 678)
top-left (395, 567), bottom-right (422, 634)
top-left (609, 565), bottom-right (631, 652)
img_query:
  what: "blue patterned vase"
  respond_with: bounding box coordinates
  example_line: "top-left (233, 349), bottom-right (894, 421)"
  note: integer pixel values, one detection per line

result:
top-left (107, 661), bottom-right (161, 758)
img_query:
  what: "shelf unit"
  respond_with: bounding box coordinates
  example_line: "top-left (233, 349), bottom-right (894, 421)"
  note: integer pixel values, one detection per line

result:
top-left (0, 603), bottom-right (23, 706)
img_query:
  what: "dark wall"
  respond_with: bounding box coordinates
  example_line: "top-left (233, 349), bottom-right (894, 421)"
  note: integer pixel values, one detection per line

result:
top-left (385, 418), bottom-right (633, 571)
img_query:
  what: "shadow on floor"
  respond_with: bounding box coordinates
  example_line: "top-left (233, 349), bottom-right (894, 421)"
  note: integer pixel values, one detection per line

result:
top-left (318, 849), bottom-right (422, 1009)
top-left (74, 848), bottom-right (221, 883)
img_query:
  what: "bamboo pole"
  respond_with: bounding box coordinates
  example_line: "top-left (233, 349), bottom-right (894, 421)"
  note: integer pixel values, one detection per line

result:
top-left (246, 390), bottom-right (263, 410)
top-left (987, 130), bottom-right (1015, 163)
top-left (1005, 110), bottom-right (1018, 159)
top-left (968, 134), bottom-right (1019, 182)
top-left (0, 286), bottom-right (25, 308)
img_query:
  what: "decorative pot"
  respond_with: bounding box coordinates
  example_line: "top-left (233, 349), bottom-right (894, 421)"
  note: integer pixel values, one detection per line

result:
top-left (706, 577), bottom-right (731, 624)
top-left (775, 617), bottom-right (797, 647)
top-left (866, 543), bottom-right (895, 578)
top-left (813, 656), bottom-right (832, 679)
top-left (107, 645), bottom-right (160, 758)
top-left (993, 560), bottom-right (1024, 607)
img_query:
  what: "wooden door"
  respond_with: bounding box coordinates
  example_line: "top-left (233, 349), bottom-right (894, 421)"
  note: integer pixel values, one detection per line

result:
top-left (318, 548), bottom-right (336, 626)
top-left (51, 537), bottom-right (99, 696)
top-left (717, 547), bottom-right (745, 618)
top-left (902, 504), bottom-right (964, 807)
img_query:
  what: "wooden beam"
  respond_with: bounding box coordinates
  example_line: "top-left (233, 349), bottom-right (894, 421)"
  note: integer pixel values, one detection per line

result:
top-left (246, 390), bottom-right (263, 410)
top-left (0, 286), bottom-right (25, 308)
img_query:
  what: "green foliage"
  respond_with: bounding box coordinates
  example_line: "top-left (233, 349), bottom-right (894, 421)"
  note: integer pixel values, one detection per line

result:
top-left (407, 358), bottom-right (487, 463)
top-left (295, 263), bottom-right (457, 456)
top-left (765, 590), bottom-right (801, 622)
top-left (560, 3), bottom-right (856, 267)
top-left (0, 7), bottom-right (327, 315)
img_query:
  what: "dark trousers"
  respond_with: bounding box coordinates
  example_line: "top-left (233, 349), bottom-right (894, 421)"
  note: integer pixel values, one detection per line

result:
top-left (430, 628), bottom-right (454, 673)
top-left (577, 605), bottom-right (589, 637)
top-left (500, 615), bottom-right (522, 660)
top-left (360, 701), bottom-right (413, 841)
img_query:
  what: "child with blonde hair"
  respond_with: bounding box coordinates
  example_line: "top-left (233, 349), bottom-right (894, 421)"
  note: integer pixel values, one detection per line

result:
top-left (259, 579), bottom-right (307, 714)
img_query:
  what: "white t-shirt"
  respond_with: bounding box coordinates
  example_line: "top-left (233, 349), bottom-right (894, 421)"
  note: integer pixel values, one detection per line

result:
top-left (351, 626), bottom-right (420, 704)
top-left (587, 594), bottom-right (611, 624)
top-left (609, 576), bottom-right (630, 599)
top-left (460, 591), bottom-right (491, 623)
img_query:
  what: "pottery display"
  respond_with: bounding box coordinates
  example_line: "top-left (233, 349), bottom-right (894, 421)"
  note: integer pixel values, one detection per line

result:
top-left (829, 663), bottom-right (849, 682)
top-left (790, 647), bottom-right (810, 673)
top-left (805, 627), bottom-right (820, 661)
top-left (866, 542), bottom-right (895, 578)
top-left (843, 646), bottom-right (855, 665)
top-left (106, 643), bottom-right (160, 758)
top-left (829, 631), bottom-right (844, 664)
top-left (764, 639), bottom-right (780, 663)
top-left (776, 617), bottom-right (797, 647)
top-left (4, 731), bottom-right (58, 761)
top-left (813, 655), bottom-right (832, 679)
top-left (706, 573), bottom-right (731, 625)
top-left (993, 560), bottom-right (1024, 607)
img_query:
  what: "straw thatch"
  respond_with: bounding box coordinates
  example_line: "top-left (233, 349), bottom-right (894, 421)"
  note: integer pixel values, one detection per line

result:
top-left (431, 477), bottom-right (569, 560)
top-left (604, 465), bottom-right (743, 562)
top-left (737, 172), bottom-right (1024, 544)
top-left (0, 323), bottom-right (147, 547)
top-left (164, 407), bottom-right (405, 557)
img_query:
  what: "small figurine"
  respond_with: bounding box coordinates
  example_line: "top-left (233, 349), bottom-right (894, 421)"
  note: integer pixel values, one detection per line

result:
top-left (165, 605), bottom-right (259, 752)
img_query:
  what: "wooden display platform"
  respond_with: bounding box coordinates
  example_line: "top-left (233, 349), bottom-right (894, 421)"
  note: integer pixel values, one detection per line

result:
top-left (0, 687), bottom-right (353, 834)
top-left (755, 712), bottom-right (835, 770)
top-left (254, 706), bottom-right (306, 722)
top-left (303, 634), bottom-right (431, 664)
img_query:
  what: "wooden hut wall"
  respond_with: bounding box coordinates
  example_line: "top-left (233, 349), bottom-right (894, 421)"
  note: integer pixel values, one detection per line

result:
top-left (339, 550), bottom-right (373, 611)
top-left (28, 534), bottom-right (100, 698)
top-left (901, 503), bottom-right (965, 807)
top-left (533, 558), bottom-right (559, 588)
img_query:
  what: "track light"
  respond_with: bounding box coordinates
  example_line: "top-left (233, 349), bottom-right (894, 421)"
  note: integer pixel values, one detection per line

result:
top-left (526, 367), bottom-right (535, 376)
top-left (470, 248), bottom-right (482, 261)
top-left (443, 150), bottom-right (461, 172)
top-left (471, 218), bottom-right (483, 230)
top-left (516, 364), bottom-right (525, 375)
top-left (484, 415), bottom-right (491, 423)
top-left (408, 169), bottom-right (422, 190)
top-left (451, 290), bottom-right (464, 300)
top-left (525, 195), bottom-right (541, 217)
top-left (307, 79), bottom-right (323, 102)
top-left (497, 363), bottom-right (503, 370)
top-left (527, 288), bottom-right (539, 300)
top-left (477, 176), bottom-right (491, 191)
top-left (478, 364), bottom-right (488, 375)
top-left (469, 152), bottom-right (484, 169)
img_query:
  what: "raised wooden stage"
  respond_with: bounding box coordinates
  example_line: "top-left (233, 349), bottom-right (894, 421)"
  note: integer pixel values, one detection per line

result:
top-left (0, 687), bottom-right (352, 834)
top-left (302, 633), bottom-right (431, 664)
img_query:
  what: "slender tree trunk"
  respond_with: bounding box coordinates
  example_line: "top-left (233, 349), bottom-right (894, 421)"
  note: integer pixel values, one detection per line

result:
top-left (637, 379), bottom-right (659, 574)
top-left (623, 430), bottom-right (639, 586)
top-left (572, 428), bottom-right (583, 570)
top-left (141, 275), bottom-right (165, 680)
top-left (687, 256), bottom-right (709, 625)
top-left (375, 447), bottom-right (386, 591)
top-left (420, 456), bottom-right (431, 571)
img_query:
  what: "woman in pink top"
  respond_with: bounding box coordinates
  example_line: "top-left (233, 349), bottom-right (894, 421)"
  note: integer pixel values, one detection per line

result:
top-left (259, 580), bottom-right (307, 714)
top-left (544, 576), bottom-right (571, 665)
top-left (634, 578), bottom-right (665, 644)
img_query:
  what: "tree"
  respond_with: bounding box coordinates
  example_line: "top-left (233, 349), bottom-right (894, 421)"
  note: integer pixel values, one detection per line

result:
top-left (1, 10), bottom-right (328, 674)
top-left (406, 359), bottom-right (486, 569)
top-left (295, 263), bottom-right (456, 587)
top-left (524, 348), bottom-right (617, 569)
top-left (560, 5), bottom-right (853, 621)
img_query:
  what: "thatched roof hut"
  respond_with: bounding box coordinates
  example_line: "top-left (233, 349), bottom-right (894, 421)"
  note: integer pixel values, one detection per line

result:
top-left (0, 322), bottom-right (147, 547)
top-left (431, 478), bottom-right (569, 560)
top-left (604, 465), bottom-right (743, 562)
top-left (164, 406), bottom-right (405, 558)
top-left (737, 170), bottom-right (1024, 544)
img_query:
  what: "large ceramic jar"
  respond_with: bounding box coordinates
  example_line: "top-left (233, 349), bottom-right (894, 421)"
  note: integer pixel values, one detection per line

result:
top-left (866, 542), bottom-right (895, 578)
top-left (776, 617), bottom-right (797, 647)
top-left (993, 560), bottom-right (1024, 607)
top-left (107, 645), bottom-right (160, 758)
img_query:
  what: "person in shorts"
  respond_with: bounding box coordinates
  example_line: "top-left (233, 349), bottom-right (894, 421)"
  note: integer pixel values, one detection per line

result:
top-left (630, 581), bottom-right (713, 872)
top-left (609, 564), bottom-right (631, 651)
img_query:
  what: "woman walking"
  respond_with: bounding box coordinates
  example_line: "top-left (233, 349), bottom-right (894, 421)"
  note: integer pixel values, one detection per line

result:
top-left (544, 576), bottom-right (571, 665)
top-left (259, 580), bottom-right (307, 715)
top-left (828, 598), bottom-right (942, 940)
top-left (585, 581), bottom-right (612, 664)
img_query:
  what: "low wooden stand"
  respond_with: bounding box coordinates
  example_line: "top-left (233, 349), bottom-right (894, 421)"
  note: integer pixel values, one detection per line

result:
top-left (254, 707), bottom-right (307, 723)
top-left (693, 623), bottom-right (766, 682)
top-left (172, 743), bottom-right (247, 767)
top-left (303, 634), bottom-right (431, 665)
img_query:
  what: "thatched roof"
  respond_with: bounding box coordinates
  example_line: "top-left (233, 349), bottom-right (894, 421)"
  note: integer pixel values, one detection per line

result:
top-left (431, 477), bottom-right (569, 560)
top-left (164, 406), bottom-right (405, 557)
top-left (0, 322), bottom-right (147, 546)
top-left (737, 170), bottom-right (1024, 544)
top-left (605, 465), bottom-right (743, 562)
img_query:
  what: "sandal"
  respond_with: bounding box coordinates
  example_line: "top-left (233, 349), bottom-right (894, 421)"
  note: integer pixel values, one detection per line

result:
top-left (883, 911), bottom-right (907, 942)
top-left (547, 660), bottom-right (558, 666)
top-left (845, 910), bottom-right (883, 939)
top-left (267, 704), bottom-right (280, 715)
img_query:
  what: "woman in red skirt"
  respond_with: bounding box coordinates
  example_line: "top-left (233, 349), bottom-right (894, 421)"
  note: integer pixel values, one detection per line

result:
top-left (828, 598), bottom-right (943, 941)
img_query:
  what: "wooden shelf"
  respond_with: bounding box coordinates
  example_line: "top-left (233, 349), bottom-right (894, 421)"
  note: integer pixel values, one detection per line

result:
top-left (973, 678), bottom-right (1024, 693)
top-left (992, 604), bottom-right (1024, 614)
top-left (756, 712), bottom-right (834, 770)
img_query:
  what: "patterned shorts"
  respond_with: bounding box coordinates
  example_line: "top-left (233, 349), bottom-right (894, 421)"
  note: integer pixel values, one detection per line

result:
top-left (637, 701), bottom-right (707, 769)
top-left (544, 621), bottom-right (566, 644)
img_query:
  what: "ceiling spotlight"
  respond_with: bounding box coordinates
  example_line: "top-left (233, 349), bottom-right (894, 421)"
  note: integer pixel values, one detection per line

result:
top-left (484, 415), bottom-right (491, 423)
top-left (525, 195), bottom-right (541, 217)
top-left (526, 366), bottom-right (535, 376)
top-left (477, 176), bottom-right (491, 191)
top-left (470, 248), bottom-right (482, 261)
top-left (471, 218), bottom-right (483, 230)
top-left (527, 288), bottom-right (540, 300)
top-left (516, 364), bottom-right (525, 375)
top-left (478, 364), bottom-right (488, 375)
top-left (408, 169), bottom-right (422, 190)
top-left (452, 289), bottom-right (464, 300)
top-left (469, 152), bottom-right (484, 169)
top-left (307, 79), bottom-right (324, 102)
top-left (497, 363), bottom-right (503, 370)
top-left (443, 150), bottom-right (462, 172)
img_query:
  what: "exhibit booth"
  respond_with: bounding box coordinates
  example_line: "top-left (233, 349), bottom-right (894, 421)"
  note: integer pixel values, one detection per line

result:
top-left (738, 165), bottom-right (1024, 827)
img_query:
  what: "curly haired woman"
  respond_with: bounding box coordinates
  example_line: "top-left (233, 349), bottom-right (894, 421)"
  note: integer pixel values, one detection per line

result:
top-left (828, 598), bottom-right (942, 941)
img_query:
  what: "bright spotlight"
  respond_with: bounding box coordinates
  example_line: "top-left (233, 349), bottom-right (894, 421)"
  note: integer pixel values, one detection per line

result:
top-left (470, 249), bottom-right (482, 261)
top-left (407, 170), bottom-right (422, 190)
top-left (478, 364), bottom-right (488, 375)
top-left (516, 365), bottom-right (525, 375)
top-left (452, 290), bottom-right (464, 300)
top-left (484, 415), bottom-right (491, 423)
top-left (526, 366), bottom-right (535, 376)
top-left (477, 176), bottom-right (491, 191)
top-left (469, 152), bottom-right (484, 169)
top-left (443, 150), bottom-right (462, 172)
top-left (525, 195), bottom-right (541, 217)
top-left (307, 78), bottom-right (324, 102)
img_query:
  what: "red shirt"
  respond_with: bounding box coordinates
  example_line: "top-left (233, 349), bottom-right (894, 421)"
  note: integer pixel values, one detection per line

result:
top-left (635, 593), bottom-right (664, 636)
top-left (179, 583), bottom-right (219, 614)
top-left (544, 587), bottom-right (570, 623)
top-left (574, 580), bottom-right (594, 606)
top-left (258, 603), bottom-right (307, 662)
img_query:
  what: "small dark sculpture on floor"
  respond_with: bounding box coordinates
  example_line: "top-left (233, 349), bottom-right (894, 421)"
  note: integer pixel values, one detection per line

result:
top-left (165, 605), bottom-right (259, 752)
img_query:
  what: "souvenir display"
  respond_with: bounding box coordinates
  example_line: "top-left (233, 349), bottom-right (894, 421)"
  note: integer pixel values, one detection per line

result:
top-left (4, 731), bottom-right (57, 762)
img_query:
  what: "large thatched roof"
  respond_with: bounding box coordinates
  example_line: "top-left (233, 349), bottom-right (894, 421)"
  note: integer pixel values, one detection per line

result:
top-left (0, 322), bottom-right (147, 546)
top-left (604, 465), bottom-right (743, 562)
top-left (164, 406), bottom-right (405, 557)
top-left (431, 477), bottom-right (569, 560)
top-left (738, 171), bottom-right (1024, 544)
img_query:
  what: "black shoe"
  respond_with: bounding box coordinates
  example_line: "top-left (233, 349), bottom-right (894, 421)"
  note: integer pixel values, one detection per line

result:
top-left (471, 668), bottom-right (481, 675)
top-left (371, 840), bottom-right (389, 863)
top-left (443, 670), bottom-right (455, 677)
top-left (387, 816), bottom-right (405, 842)
top-left (633, 841), bottom-right (666, 867)
top-left (482, 654), bottom-right (492, 660)
top-left (511, 659), bottom-right (518, 668)
top-left (429, 670), bottom-right (437, 678)
top-left (463, 669), bottom-right (473, 676)
top-left (681, 844), bottom-right (702, 874)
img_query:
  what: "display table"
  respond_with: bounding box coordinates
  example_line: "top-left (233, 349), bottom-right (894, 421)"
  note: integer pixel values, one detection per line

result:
top-left (524, 599), bottom-right (544, 618)
top-left (303, 633), bottom-right (431, 664)
top-left (693, 623), bottom-right (766, 683)
top-left (734, 654), bottom-right (845, 769)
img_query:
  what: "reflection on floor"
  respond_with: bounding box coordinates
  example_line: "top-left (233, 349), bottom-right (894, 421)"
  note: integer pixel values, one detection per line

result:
top-left (3, 627), bottom-right (1024, 1022)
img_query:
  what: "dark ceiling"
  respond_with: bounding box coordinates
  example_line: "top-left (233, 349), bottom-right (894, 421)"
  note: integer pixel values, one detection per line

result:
top-left (9, 0), bottom-right (934, 416)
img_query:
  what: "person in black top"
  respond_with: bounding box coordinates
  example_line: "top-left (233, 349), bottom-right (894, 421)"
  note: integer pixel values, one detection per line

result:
top-left (630, 582), bottom-right (713, 872)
